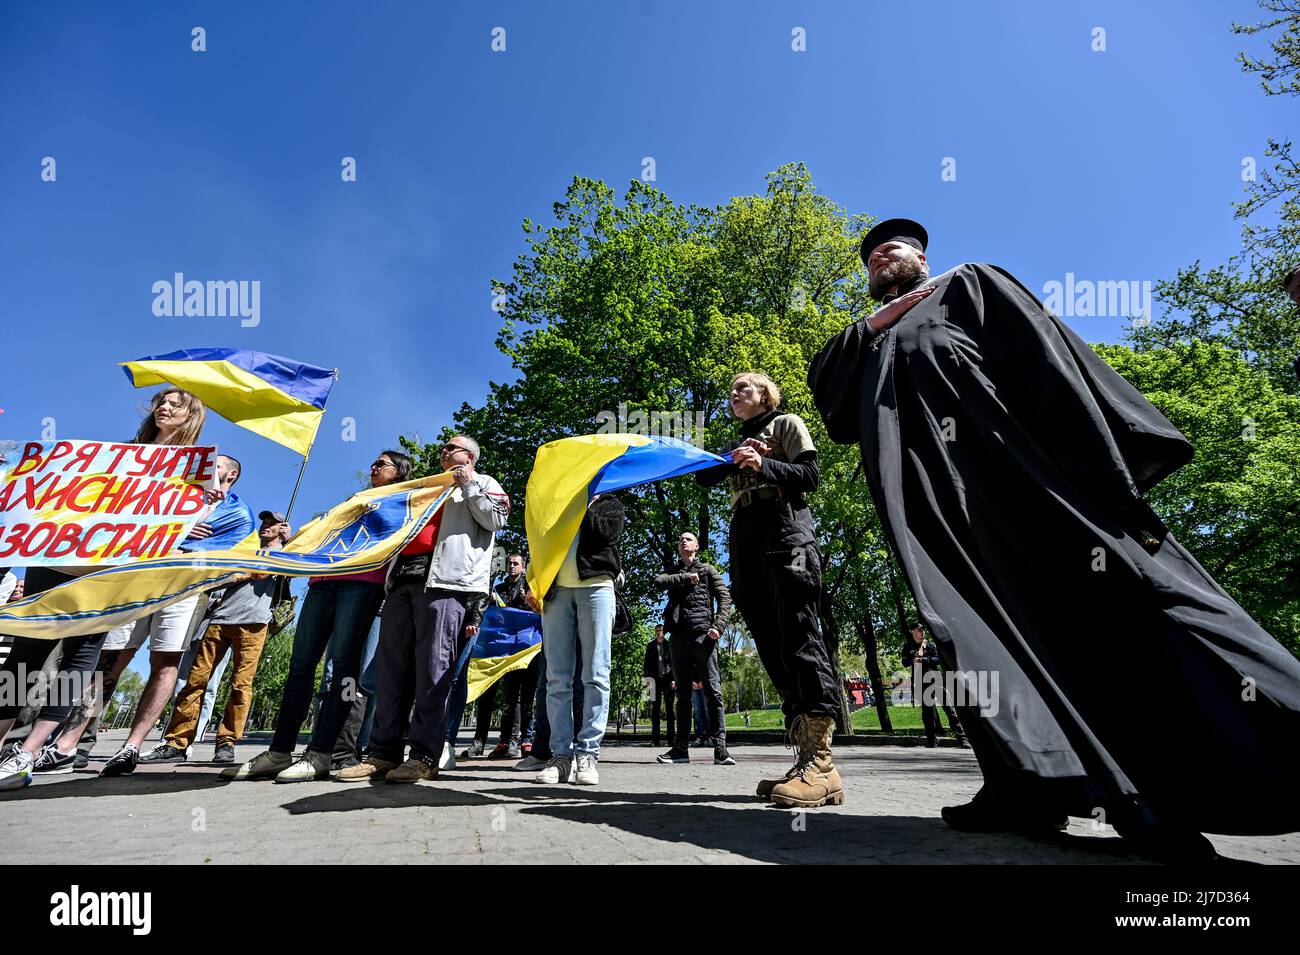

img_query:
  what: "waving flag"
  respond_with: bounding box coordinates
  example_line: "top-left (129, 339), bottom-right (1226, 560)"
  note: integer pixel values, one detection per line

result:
top-left (524, 434), bottom-right (729, 607)
top-left (121, 348), bottom-right (335, 456)
top-left (0, 474), bottom-right (454, 638)
top-left (465, 606), bottom-right (544, 704)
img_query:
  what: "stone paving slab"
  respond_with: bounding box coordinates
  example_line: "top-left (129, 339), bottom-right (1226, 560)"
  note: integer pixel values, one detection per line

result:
top-left (1, 733), bottom-right (1295, 865)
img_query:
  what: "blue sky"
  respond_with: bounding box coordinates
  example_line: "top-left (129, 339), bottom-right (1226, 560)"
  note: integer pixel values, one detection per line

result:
top-left (0, 1), bottom-right (1293, 653)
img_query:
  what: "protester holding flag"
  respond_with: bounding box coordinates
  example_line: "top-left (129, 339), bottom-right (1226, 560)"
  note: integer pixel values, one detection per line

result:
top-left (338, 435), bottom-right (509, 783)
top-left (97, 451), bottom-right (254, 776)
top-left (0, 388), bottom-right (213, 789)
top-left (533, 491), bottom-right (625, 787)
top-left (224, 450), bottom-right (409, 783)
top-left (695, 372), bottom-right (843, 809)
top-left (143, 512), bottom-right (292, 764)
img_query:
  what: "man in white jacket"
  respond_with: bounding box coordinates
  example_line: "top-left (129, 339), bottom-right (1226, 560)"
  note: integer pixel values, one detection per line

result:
top-left (339, 435), bottom-right (510, 783)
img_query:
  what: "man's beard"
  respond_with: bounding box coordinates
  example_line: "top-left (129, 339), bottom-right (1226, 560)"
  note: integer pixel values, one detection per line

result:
top-left (869, 257), bottom-right (925, 299)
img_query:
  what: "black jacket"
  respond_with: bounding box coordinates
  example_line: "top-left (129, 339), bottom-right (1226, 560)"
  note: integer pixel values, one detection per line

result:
top-left (574, 494), bottom-right (625, 583)
top-left (905, 637), bottom-right (941, 673)
top-left (494, 573), bottom-right (531, 610)
top-left (643, 639), bottom-right (673, 680)
top-left (655, 558), bottom-right (732, 636)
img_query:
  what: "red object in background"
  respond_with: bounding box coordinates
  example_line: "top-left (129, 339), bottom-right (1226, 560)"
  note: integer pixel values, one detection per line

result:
top-left (843, 677), bottom-right (873, 711)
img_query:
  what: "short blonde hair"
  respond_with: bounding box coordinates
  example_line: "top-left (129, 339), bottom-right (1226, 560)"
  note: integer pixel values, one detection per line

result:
top-left (730, 372), bottom-right (781, 412)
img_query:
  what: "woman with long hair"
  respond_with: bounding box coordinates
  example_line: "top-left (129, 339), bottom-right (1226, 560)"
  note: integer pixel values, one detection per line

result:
top-left (0, 388), bottom-right (220, 788)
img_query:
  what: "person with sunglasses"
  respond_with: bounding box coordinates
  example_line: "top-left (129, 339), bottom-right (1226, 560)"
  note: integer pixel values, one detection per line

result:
top-left (223, 451), bottom-right (411, 782)
top-left (339, 435), bottom-right (510, 783)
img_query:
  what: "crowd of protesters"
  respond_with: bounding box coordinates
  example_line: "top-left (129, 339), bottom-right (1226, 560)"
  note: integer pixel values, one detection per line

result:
top-left (0, 370), bottom-right (913, 811)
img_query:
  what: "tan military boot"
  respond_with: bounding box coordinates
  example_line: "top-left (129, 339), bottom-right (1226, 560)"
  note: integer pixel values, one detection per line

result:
top-left (755, 715), bottom-right (803, 799)
top-left (770, 715), bottom-right (844, 808)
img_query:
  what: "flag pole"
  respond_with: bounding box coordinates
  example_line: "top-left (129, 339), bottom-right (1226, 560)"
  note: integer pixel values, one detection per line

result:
top-left (284, 368), bottom-right (337, 522)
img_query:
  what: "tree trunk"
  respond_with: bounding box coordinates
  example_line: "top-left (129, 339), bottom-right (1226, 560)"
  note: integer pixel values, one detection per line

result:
top-left (857, 617), bottom-right (893, 733)
top-left (885, 552), bottom-right (911, 640)
top-left (818, 597), bottom-right (852, 735)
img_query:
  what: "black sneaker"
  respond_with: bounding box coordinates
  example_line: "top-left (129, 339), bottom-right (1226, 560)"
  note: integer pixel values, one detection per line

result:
top-left (212, 744), bottom-right (235, 763)
top-left (713, 746), bottom-right (736, 766)
top-left (32, 744), bottom-right (76, 774)
top-left (140, 744), bottom-right (188, 764)
top-left (99, 745), bottom-right (139, 777)
top-left (73, 750), bottom-right (90, 770)
top-left (656, 747), bottom-right (690, 764)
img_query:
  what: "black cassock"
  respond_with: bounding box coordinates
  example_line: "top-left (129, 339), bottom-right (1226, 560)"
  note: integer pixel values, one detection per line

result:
top-left (809, 262), bottom-right (1300, 835)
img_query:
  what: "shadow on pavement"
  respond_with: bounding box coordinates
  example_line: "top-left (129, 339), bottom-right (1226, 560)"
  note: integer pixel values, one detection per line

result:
top-left (279, 785), bottom-right (502, 814)
top-left (0, 770), bottom-right (232, 800)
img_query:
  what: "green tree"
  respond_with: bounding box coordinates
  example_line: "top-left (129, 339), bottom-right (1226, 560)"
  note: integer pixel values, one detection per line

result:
top-left (1135, 2), bottom-right (1300, 393)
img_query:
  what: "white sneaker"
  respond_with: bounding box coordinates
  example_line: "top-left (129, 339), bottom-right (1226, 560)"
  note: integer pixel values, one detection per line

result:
top-left (534, 755), bottom-right (572, 784)
top-left (220, 749), bottom-right (293, 781)
top-left (514, 754), bottom-right (546, 771)
top-left (273, 750), bottom-right (332, 783)
top-left (0, 749), bottom-right (34, 792)
top-left (573, 752), bottom-right (599, 786)
top-left (438, 741), bottom-right (457, 771)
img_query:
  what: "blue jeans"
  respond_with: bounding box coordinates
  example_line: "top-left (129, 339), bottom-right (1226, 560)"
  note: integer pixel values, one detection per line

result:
top-left (543, 584), bottom-right (614, 758)
top-left (271, 580), bottom-right (382, 754)
top-left (529, 646), bottom-right (583, 761)
top-left (693, 688), bottom-right (706, 739)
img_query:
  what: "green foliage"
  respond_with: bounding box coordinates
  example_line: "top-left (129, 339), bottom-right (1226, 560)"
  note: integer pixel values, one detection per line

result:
top-left (1095, 342), bottom-right (1300, 651)
top-left (405, 163), bottom-right (918, 674)
top-left (247, 624), bottom-right (299, 730)
top-left (1137, 3), bottom-right (1300, 395)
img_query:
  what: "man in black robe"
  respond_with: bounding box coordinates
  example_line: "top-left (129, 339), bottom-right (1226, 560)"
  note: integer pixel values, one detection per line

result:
top-left (808, 218), bottom-right (1300, 860)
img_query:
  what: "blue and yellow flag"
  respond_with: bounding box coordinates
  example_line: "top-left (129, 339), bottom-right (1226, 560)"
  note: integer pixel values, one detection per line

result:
top-left (0, 474), bottom-right (454, 638)
top-left (465, 606), bottom-right (543, 704)
top-left (524, 434), bottom-right (728, 607)
top-left (121, 348), bottom-right (335, 456)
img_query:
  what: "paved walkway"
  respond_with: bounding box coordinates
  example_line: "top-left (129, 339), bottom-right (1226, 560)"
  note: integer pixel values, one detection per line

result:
top-left (2, 732), bottom-right (1295, 864)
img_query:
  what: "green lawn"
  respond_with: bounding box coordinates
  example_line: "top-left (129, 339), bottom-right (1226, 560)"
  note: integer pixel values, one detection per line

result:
top-left (723, 706), bottom-right (955, 733)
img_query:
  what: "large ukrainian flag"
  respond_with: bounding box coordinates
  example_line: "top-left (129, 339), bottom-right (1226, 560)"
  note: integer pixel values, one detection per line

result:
top-left (121, 348), bottom-right (335, 456)
top-left (524, 434), bottom-right (729, 609)
top-left (0, 474), bottom-right (455, 638)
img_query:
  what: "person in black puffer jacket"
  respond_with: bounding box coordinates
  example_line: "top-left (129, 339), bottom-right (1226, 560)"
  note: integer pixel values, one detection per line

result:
top-left (654, 532), bottom-right (733, 767)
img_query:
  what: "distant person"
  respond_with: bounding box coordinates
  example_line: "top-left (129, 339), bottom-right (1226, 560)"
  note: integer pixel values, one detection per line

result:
top-left (654, 531), bottom-right (733, 766)
top-left (905, 623), bottom-right (968, 749)
top-left (642, 624), bottom-right (674, 748)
